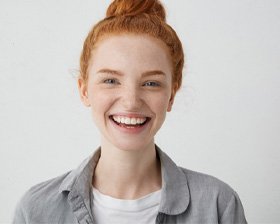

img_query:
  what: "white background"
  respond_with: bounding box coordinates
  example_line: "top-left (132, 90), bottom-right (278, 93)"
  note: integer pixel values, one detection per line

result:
top-left (1, 0), bottom-right (279, 223)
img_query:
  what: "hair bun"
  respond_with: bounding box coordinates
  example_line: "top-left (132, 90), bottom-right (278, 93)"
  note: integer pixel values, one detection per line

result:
top-left (106, 0), bottom-right (166, 21)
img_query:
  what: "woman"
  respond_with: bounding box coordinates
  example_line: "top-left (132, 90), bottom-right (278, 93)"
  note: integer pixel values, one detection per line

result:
top-left (13, 0), bottom-right (247, 223)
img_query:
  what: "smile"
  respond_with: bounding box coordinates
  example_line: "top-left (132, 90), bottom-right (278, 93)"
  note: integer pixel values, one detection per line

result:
top-left (109, 115), bottom-right (150, 127)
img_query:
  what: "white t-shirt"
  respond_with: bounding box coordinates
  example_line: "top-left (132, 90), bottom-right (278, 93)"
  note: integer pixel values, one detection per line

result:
top-left (92, 187), bottom-right (162, 224)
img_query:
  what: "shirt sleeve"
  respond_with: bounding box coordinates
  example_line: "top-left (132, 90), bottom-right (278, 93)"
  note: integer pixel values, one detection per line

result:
top-left (12, 200), bottom-right (26, 224)
top-left (220, 191), bottom-right (247, 224)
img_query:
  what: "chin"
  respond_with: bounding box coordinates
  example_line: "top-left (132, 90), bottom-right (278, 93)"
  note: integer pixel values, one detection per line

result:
top-left (110, 139), bottom-right (154, 152)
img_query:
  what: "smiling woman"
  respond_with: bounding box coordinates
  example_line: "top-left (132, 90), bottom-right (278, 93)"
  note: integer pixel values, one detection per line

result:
top-left (13, 0), bottom-right (247, 223)
top-left (79, 34), bottom-right (173, 152)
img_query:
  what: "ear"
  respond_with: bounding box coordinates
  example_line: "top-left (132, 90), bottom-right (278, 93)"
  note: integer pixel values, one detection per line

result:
top-left (78, 78), bottom-right (91, 107)
top-left (167, 93), bottom-right (175, 112)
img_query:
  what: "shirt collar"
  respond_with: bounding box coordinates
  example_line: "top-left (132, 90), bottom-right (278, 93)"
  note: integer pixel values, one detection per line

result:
top-left (58, 148), bottom-right (99, 193)
top-left (155, 145), bottom-right (190, 215)
top-left (59, 145), bottom-right (190, 216)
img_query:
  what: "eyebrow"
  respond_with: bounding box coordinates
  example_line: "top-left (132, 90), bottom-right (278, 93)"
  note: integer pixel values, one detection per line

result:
top-left (96, 69), bottom-right (123, 76)
top-left (142, 70), bottom-right (166, 77)
top-left (96, 69), bottom-right (166, 77)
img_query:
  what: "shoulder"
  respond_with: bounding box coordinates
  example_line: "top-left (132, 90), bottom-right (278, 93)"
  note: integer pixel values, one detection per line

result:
top-left (179, 167), bottom-right (246, 221)
top-left (22, 171), bottom-right (70, 203)
top-left (180, 167), bottom-right (238, 203)
top-left (13, 151), bottom-right (99, 223)
top-left (181, 167), bottom-right (235, 196)
top-left (14, 171), bottom-right (71, 222)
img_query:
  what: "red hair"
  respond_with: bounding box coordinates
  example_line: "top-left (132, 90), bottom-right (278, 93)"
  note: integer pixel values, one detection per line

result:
top-left (79, 0), bottom-right (184, 96)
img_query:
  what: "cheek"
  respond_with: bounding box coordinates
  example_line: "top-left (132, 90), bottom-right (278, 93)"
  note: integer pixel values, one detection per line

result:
top-left (148, 93), bottom-right (171, 115)
top-left (88, 90), bottom-right (114, 116)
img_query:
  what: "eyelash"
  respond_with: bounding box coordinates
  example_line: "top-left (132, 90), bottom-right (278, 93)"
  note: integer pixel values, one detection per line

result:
top-left (102, 79), bottom-right (160, 87)
top-left (103, 79), bottom-right (119, 84)
top-left (143, 81), bottom-right (160, 87)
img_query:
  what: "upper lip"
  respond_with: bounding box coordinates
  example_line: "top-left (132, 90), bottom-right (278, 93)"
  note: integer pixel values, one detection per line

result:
top-left (110, 113), bottom-right (151, 118)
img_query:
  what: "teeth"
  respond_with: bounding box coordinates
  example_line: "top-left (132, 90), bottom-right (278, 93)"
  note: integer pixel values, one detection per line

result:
top-left (116, 117), bottom-right (121, 123)
top-left (125, 117), bottom-right (130, 125)
top-left (112, 116), bottom-right (147, 125)
top-left (131, 118), bottom-right (137, 125)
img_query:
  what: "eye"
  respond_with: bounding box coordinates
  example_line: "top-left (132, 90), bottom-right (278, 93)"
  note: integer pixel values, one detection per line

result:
top-left (143, 81), bottom-right (160, 87)
top-left (103, 79), bottom-right (119, 84)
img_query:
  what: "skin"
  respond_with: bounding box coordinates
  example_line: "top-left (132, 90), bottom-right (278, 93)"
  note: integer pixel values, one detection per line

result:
top-left (78, 34), bottom-right (175, 199)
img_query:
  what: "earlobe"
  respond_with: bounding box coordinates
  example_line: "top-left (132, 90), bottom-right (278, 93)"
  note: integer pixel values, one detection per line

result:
top-left (78, 78), bottom-right (91, 107)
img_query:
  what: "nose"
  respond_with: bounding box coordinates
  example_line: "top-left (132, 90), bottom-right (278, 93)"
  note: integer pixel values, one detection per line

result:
top-left (120, 86), bottom-right (143, 110)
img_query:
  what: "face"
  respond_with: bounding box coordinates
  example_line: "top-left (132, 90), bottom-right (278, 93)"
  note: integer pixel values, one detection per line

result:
top-left (78, 34), bottom-right (174, 151)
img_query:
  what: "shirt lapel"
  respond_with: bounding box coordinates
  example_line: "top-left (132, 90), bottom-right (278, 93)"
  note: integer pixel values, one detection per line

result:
top-left (59, 148), bottom-right (101, 224)
top-left (156, 145), bottom-right (190, 215)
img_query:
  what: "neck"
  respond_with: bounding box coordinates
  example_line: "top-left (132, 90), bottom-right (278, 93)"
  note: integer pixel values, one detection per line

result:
top-left (92, 140), bottom-right (162, 199)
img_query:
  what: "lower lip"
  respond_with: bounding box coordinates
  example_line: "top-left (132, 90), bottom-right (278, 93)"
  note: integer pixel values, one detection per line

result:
top-left (109, 117), bottom-right (150, 134)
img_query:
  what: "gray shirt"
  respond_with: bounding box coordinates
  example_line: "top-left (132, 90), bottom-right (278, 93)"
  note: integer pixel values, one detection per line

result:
top-left (13, 146), bottom-right (247, 223)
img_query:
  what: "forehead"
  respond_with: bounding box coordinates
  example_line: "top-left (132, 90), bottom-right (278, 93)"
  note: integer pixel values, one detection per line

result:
top-left (88, 34), bottom-right (172, 75)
